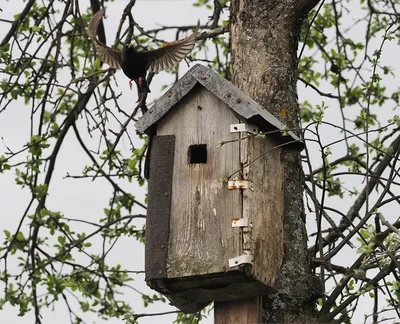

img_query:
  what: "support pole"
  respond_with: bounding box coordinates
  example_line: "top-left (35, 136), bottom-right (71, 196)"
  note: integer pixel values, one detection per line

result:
top-left (214, 297), bottom-right (262, 324)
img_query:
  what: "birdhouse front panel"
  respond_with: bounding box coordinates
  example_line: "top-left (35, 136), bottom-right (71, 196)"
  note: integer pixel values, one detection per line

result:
top-left (155, 85), bottom-right (243, 279)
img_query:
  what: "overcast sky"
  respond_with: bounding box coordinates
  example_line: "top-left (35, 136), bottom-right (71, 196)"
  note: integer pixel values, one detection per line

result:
top-left (0, 1), bottom-right (217, 323)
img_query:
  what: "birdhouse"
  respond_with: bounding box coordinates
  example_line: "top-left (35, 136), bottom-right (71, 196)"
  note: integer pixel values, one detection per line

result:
top-left (135, 64), bottom-right (303, 313)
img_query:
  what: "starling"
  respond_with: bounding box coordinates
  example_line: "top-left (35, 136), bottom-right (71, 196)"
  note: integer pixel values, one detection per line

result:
top-left (88, 9), bottom-right (199, 94)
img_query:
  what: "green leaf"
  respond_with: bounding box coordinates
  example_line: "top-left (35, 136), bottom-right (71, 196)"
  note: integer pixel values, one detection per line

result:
top-left (15, 232), bottom-right (25, 241)
top-left (10, 89), bottom-right (18, 100)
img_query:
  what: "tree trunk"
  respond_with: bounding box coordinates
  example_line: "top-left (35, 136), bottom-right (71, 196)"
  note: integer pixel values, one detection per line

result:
top-left (230, 0), bottom-right (321, 322)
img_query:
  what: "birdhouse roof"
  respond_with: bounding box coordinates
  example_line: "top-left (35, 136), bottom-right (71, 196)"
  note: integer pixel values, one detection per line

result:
top-left (135, 64), bottom-right (303, 149)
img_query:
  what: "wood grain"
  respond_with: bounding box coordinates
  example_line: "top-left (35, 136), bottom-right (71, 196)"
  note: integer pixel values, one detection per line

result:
top-left (214, 298), bottom-right (262, 324)
top-left (243, 135), bottom-right (284, 285)
top-left (156, 85), bottom-right (242, 278)
top-left (145, 135), bottom-right (175, 280)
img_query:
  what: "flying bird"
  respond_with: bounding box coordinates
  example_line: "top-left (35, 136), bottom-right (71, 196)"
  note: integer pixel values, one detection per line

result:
top-left (88, 9), bottom-right (199, 95)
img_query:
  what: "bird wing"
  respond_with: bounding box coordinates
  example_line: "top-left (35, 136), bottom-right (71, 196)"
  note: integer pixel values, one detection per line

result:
top-left (87, 9), bottom-right (121, 69)
top-left (146, 21), bottom-right (200, 73)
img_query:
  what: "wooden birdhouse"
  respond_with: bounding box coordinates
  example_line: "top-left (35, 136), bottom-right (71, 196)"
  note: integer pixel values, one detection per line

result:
top-left (135, 64), bottom-right (303, 313)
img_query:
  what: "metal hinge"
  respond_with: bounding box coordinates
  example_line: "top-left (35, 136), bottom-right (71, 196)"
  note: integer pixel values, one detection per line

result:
top-left (232, 218), bottom-right (252, 228)
top-left (229, 254), bottom-right (253, 267)
top-left (230, 123), bottom-right (259, 134)
top-left (228, 180), bottom-right (251, 190)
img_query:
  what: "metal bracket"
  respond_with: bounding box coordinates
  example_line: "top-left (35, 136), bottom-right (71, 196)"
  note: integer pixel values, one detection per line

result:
top-left (232, 218), bottom-right (252, 228)
top-left (229, 254), bottom-right (253, 267)
top-left (230, 123), bottom-right (259, 134)
top-left (228, 180), bottom-right (249, 190)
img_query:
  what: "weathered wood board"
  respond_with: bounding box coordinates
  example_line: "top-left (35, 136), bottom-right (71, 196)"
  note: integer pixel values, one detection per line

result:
top-left (156, 85), bottom-right (242, 278)
top-left (214, 298), bottom-right (262, 324)
top-left (145, 135), bottom-right (175, 280)
top-left (240, 132), bottom-right (284, 286)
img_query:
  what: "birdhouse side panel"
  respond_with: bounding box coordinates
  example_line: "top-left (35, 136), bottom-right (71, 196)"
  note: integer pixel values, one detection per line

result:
top-left (145, 135), bottom-right (175, 280)
top-left (241, 134), bottom-right (284, 286)
top-left (156, 86), bottom-right (242, 278)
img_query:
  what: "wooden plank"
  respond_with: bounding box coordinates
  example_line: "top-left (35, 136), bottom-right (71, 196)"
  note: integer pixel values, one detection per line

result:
top-left (157, 85), bottom-right (242, 278)
top-left (214, 298), bottom-right (262, 324)
top-left (244, 135), bottom-right (284, 286)
top-left (145, 135), bottom-right (175, 280)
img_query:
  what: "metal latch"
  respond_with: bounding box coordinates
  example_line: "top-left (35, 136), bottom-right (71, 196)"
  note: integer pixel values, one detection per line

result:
top-left (232, 218), bottom-right (252, 228)
top-left (229, 254), bottom-right (253, 267)
top-left (230, 123), bottom-right (259, 134)
top-left (228, 180), bottom-right (250, 190)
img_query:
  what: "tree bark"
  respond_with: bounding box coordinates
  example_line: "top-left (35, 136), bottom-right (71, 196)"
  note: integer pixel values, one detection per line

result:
top-left (230, 0), bottom-right (321, 322)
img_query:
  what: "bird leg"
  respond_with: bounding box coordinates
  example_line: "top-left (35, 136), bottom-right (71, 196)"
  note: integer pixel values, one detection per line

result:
top-left (138, 77), bottom-right (144, 87)
top-left (129, 80), bottom-right (133, 90)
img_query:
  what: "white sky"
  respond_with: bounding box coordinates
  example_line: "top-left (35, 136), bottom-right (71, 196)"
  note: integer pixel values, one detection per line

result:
top-left (0, 1), bottom-right (216, 323)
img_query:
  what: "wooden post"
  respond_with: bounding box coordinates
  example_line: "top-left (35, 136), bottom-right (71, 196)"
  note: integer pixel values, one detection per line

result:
top-left (214, 298), bottom-right (262, 324)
